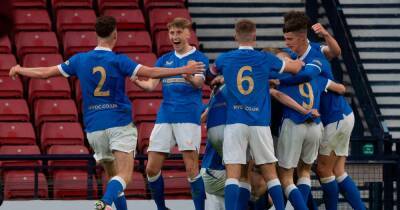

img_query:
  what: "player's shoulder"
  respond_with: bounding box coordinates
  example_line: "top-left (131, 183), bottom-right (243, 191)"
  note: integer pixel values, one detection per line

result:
top-left (193, 49), bottom-right (209, 61)
top-left (157, 51), bottom-right (175, 61)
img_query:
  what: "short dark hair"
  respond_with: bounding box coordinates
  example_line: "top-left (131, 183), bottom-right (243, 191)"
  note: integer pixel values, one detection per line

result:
top-left (283, 11), bottom-right (309, 33)
top-left (167, 17), bottom-right (192, 30)
top-left (235, 19), bottom-right (256, 42)
top-left (95, 16), bottom-right (116, 38)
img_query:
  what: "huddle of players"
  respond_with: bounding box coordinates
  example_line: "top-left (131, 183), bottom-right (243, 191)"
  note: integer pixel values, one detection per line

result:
top-left (199, 11), bottom-right (366, 210)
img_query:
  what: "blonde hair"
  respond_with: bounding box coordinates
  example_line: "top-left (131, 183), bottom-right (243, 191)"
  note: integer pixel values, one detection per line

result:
top-left (167, 17), bottom-right (192, 30)
top-left (235, 19), bottom-right (256, 42)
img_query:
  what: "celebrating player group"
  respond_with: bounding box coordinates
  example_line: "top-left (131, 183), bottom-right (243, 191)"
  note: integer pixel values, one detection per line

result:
top-left (9, 8), bottom-right (365, 210)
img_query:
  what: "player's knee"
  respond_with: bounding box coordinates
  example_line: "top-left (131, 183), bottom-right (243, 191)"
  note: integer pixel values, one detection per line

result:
top-left (146, 165), bottom-right (161, 177)
top-left (316, 162), bottom-right (331, 177)
top-left (333, 165), bottom-right (345, 177)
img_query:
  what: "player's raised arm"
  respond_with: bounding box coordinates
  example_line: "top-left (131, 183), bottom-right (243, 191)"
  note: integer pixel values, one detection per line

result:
top-left (326, 80), bottom-right (346, 95)
top-left (312, 23), bottom-right (341, 60)
top-left (135, 61), bottom-right (205, 79)
top-left (132, 77), bottom-right (160, 92)
top-left (9, 65), bottom-right (61, 79)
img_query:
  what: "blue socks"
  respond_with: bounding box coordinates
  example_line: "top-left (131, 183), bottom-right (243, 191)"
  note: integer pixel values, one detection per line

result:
top-left (189, 174), bottom-right (206, 210)
top-left (337, 173), bottom-right (366, 210)
top-left (267, 179), bottom-right (285, 210)
top-left (102, 176), bottom-right (126, 207)
top-left (114, 192), bottom-right (127, 210)
top-left (320, 176), bottom-right (339, 210)
top-left (148, 171), bottom-right (167, 210)
top-left (285, 184), bottom-right (308, 210)
top-left (224, 178), bottom-right (239, 210)
top-left (237, 182), bottom-right (251, 210)
top-left (253, 193), bottom-right (268, 210)
top-left (297, 177), bottom-right (311, 202)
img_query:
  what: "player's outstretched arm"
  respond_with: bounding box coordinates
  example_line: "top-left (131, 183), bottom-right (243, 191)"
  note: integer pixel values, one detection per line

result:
top-left (327, 80), bottom-right (346, 95)
top-left (282, 57), bottom-right (303, 74)
top-left (270, 88), bottom-right (311, 115)
top-left (279, 63), bottom-right (321, 86)
top-left (183, 74), bottom-right (204, 89)
top-left (9, 65), bottom-right (61, 79)
top-left (131, 77), bottom-right (160, 92)
top-left (312, 23), bottom-right (341, 60)
top-left (136, 61), bottom-right (205, 79)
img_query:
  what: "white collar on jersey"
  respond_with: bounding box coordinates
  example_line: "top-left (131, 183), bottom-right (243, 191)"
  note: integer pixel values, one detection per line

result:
top-left (299, 44), bottom-right (311, 61)
top-left (94, 46), bottom-right (112, 51)
top-left (239, 46), bottom-right (254, 50)
top-left (174, 46), bottom-right (196, 59)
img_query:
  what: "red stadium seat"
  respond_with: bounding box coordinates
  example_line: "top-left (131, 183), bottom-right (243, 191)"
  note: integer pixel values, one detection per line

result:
top-left (40, 122), bottom-right (84, 151)
top-left (126, 53), bottom-right (157, 67)
top-left (11, 0), bottom-right (47, 8)
top-left (137, 122), bottom-right (154, 153)
top-left (0, 54), bottom-right (16, 76)
top-left (0, 99), bottom-right (30, 122)
top-left (63, 31), bottom-right (97, 59)
top-left (51, 0), bottom-right (92, 10)
top-left (23, 53), bottom-right (63, 67)
top-left (202, 85), bottom-right (211, 98)
top-left (97, 0), bottom-right (139, 13)
top-left (125, 78), bottom-right (163, 100)
top-left (47, 145), bottom-right (89, 171)
top-left (28, 76), bottom-right (71, 104)
top-left (114, 31), bottom-right (152, 53)
top-left (0, 36), bottom-right (12, 53)
top-left (15, 32), bottom-right (59, 61)
top-left (102, 171), bottom-right (146, 198)
top-left (0, 122), bottom-right (35, 145)
top-left (131, 99), bottom-right (161, 123)
top-left (34, 99), bottom-right (78, 129)
top-left (201, 123), bottom-right (207, 145)
top-left (103, 9), bottom-right (145, 30)
top-left (155, 30), bottom-right (199, 56)
top-left (149, 8), bottom-right (191, 35)
top-left (163, 170), bottom-right (190, 198)
top-left (0, 145), bottom-right (41, 168)
top-left (144, 0), bottom-right (185, 13)
top-left (13, 9), bottom-right (51, 32)
top-left (56, 9), bottom-right (96, 37)
top-left (53, 170), bottom-right (97, 199)
top-left (164, 146), bottom-right (184, 169)
top-left (3, 170), bottom-right (48, 199)
top-left (0, 77), bottom-right (23, 98)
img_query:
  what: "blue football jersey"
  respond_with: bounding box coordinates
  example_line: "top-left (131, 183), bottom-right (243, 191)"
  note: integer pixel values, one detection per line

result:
top-left (201, 142), bottom-right (225, 170)
top-left (155, 48), bottom-right (209, 125)
top-left (206, 85), bottom-right (227, 129)
top-left (284, 44), bottom-right (352, 125)
top-left (214, 47), bottom-right (284, 126)
top-left (58, 47), bottom-right (141, 132)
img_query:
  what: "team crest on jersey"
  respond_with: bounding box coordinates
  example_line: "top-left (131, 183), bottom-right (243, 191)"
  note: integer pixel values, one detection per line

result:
top-left (64, 60), bottom-right (70, 66)
top-left (165, 60), bottom-right (173, 65)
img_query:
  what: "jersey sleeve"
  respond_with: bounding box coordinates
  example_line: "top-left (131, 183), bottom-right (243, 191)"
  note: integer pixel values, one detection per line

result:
top-left (194, 55), bottom-right (209, 80)
top-left (318, 76), bottom-right (330, 92)
top-left (265, 52), bottom-right (285, 74)
top-left (279, 58), bottom-right (322, 86)
top-left (57, 54), bottom-right (80, 77)
top-left (118, 54), bottom-right (142, 79)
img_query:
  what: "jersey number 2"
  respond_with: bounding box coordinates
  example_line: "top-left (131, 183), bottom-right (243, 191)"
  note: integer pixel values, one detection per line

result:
top-left (298, 82), bottom-right (314, 109)
top-left (237, 66), bottom-right (254, 95)
top-left (92, 66), bottom-right (110, 97)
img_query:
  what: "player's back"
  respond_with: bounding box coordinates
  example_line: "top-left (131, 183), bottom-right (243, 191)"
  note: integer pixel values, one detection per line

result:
top-left (215, 48), bottom-right (284, 126)
top-left (64, 49), bottom-right (136, 132)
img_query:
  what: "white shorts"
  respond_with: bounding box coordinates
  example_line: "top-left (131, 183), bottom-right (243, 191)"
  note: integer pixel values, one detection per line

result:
top-left (277, 119), bottom-right (323, 169)
top-left (320, 113), bottom-right (355, 156)
top-left (223, 124), bottom-right (277, 165)
top-left (206, 192), bottom-right (225, 210)
top-left (207, 125), bottom-right (225, 157)
top-left (147, 123), bottom-right (201, 153)
top-left (200, 168), bottom-right (226, 197)
top-left (86, 123), bottom-right (137, 161)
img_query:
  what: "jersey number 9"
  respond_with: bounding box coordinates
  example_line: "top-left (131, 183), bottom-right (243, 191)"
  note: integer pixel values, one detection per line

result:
top-left (92, 66), bottom-right (110, 97)
top-left (237, 66), bottom-right (254, 95)
top-left (298, 82), bottom-right (314, 109)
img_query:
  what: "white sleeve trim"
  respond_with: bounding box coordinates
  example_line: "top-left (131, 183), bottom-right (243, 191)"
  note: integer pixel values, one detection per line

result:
top-left (321, 45), bottom-right (328, 54)
top-left (325, 79), bottom-right (333, 92)
top-left (130, 64), bottom-right (142, 79)
top-left (278, 60), bottom-right (286, 74)
top-left (194, 73), bottom-right (205, 80)
top-left (306, 63), bottom-right (322, 73)
top-left (57, 64), bottom-right (70, 77)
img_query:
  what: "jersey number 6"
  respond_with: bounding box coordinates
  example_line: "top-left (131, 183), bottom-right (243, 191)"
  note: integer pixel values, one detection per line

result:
top-left (92, 66), bottom-right (110, 97)
top-left (237, 66), bottom-right (254, 95)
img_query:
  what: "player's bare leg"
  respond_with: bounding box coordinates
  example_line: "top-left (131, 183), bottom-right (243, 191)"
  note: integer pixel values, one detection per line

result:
top-left (316, 152), bottom-right (339, 210)
top-left (182, 150), bottom-right (206, 210)
top-left (146, 151), bottom-right (168, 210)
top-left (254, 163), bottom-right (284, 210)
top-left (277, 166), bottom-right (307, 210)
